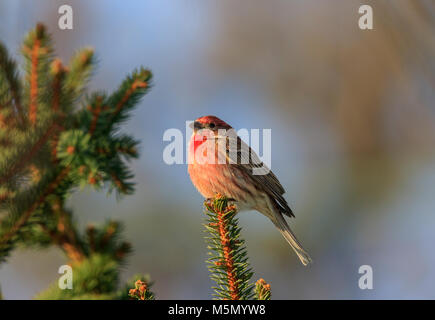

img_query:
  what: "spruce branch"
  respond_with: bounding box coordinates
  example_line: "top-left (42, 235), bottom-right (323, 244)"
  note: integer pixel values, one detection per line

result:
top-left (0, 23), bottom-right (153, 301)
top-left (21, 23), bottom-right (54, 126)
top-left (0, 166), bottom-right (70, 257)
top-left (50, 59), bottom-right (65, 113)
top-left (128, 279), bottom-right (155, 300)
top-left (204, 195), bottom-right (254, 300)
top-left (105, 67), bottom-right (151, 133)
top-left (63, 48), bottom-right (94, 102)
top-left (204, 195), bottom-right (272, 300)
top-left (83, 221), bottom-right (132, 261)
top-left (36, 254), bottom-right (119, 300)
top-left (0, 122), bottom-right (60, 185)
top-left (119, 274), bottom-right (155, 300)
top-left (35, 197), bottom-right (86, 262)
top-left (254, 278), bottom-right (271, 300)
top-left (0, 43), bottom-right (23, 123)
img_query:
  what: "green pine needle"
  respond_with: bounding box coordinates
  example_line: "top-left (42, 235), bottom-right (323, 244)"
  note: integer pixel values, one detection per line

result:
top-left (203, 195), bottom-right (255, 300)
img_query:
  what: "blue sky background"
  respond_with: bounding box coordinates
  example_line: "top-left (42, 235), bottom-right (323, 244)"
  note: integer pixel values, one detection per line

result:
top-left (1, 0), bottom-right (435, 299)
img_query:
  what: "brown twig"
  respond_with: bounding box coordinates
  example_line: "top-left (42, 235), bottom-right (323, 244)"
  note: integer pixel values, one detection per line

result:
top-left (29, 39), bottom-right (40, 125)
top-left (88, 96), bottom-right (104, 135)
top-left (113, 80), bottom-right (147, 119)
top-left (39, 219), bottom-right (84, 263)
top-left (215, 206), bottom-right (240, 300)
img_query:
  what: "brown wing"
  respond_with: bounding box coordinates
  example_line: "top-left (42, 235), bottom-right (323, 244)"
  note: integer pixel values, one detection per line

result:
top-left (218, 134), bottom-right (294, 218)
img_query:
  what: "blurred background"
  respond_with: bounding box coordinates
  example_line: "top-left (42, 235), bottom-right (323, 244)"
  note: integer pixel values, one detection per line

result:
top-left (0, 0), bottom-right (434, 299)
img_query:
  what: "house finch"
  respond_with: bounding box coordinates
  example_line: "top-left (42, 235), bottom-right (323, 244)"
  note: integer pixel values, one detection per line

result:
top-left (188, 115), bottom-right (312, 266)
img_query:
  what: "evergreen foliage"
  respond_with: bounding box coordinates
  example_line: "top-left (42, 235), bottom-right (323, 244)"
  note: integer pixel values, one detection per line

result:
top-left (204, 195), bottom-right (271, 300)
top-left (255, 278), bottom-right (271, 300)
top-left (127, 277), bottom-right (155, 300)
top-left (0, 23), bottom-right (152, 299)
top-left (0, 23), bottom-right (272, 301)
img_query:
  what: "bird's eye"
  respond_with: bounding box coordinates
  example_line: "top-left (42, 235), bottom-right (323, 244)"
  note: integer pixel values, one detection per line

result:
top-left (209, 123), bottom-right (215, 129)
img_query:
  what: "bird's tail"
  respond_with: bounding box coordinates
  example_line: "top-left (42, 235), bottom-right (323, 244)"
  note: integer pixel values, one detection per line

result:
top-left (272, 213), bottom-right (312, 266)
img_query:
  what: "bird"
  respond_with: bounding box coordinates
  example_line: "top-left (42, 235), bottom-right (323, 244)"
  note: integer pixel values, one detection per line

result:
top-left (188, 115), bottom-right (312, 266)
